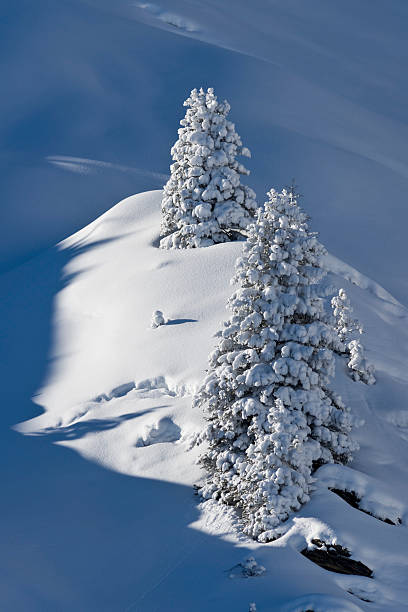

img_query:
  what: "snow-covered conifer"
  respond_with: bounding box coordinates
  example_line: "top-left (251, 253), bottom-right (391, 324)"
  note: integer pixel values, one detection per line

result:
top-left (240, 557), bottom-right (266, 577)
top-left (331, 289), bottom-right (375, 384)
top-left (348, 340), bottom-right (376, 385)
top-left (195, 188), bottom-right (357, 542)
top-left (331, 288), bottom-right (362, 349)
top-left (160, 88), bottom-right (257, 249)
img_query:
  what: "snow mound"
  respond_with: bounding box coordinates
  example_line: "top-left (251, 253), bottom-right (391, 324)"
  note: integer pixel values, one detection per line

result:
top-left (4, 189), bottom-right (408, 611)
top-left (135, 416), bottom-right (181, 447)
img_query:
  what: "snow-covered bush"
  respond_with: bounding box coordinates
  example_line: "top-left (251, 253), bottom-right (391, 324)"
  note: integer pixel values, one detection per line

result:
top-left (195, 188), bottom-right (358, 542)
top-left (240, 557), bottom-right (266, 577)
top-left (229, 556), bottom-right (266, 579)
top-left (331, 289), bottom-right (375, 384)
top-left (160, 87), bottom-right (257, 249)
top-left (151, 310), bottom-right (166, 328)
top-left (331, 288), bottom-right (362, 350)
top-left (348, 340), bottom-right (376, 385)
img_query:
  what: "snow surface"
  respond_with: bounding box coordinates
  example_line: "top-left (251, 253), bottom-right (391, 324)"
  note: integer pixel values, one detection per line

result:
top-left (2, 0), bottom-right (408, 306)
top-left (3, 1), bottom-right (408, 608)
top-left (2, 190), bottom-right (408, 611)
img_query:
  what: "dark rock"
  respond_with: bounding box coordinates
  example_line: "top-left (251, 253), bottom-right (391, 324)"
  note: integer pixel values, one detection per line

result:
top-left (301, 539), bottom-right (373, 577)
top-left (330, 488), bottom-right (401, 526)
top-left (330, 488), bottom-right (361, 509)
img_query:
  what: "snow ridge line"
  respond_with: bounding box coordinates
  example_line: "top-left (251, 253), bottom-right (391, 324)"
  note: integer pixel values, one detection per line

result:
top-left (325, 253), bottom-right (406, 311)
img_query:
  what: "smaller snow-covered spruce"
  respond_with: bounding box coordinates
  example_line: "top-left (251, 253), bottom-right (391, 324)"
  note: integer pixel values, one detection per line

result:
top-left (195, 187), bottom-right (358, 542)
top-left (240, 557), bottom-right (266, 578)
top-left (331, 289), bottom-right (375, 384)
top-left (151, 310), bottom-right (166, 328)
top-left (331, 289), bottom-right (362, 349)
top-left (229, 556), bottom-right (265, 579)
top-left (160, 87), bottom-right (257, 249)
top-left (348, 340), bottom-right (376, 385)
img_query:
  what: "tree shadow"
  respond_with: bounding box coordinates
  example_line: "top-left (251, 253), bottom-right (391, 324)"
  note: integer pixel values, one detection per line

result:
top-left (27, 409), bottom-right (156, 442)
top-left (166, 318), bottom-right (197, 326)
top-left (151, 234), bottom-right (161, 248)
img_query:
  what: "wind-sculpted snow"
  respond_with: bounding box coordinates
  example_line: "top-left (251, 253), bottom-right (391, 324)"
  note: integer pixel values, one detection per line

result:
top-left (135, 417), bottom-right (181, 447)
top-left (2, 190), bottom-right (408, 610)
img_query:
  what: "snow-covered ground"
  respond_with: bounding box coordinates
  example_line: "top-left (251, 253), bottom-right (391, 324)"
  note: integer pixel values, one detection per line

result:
top-left (2, 0), bottom-right (408, 305)
top-left (2, 190), bottom-right (408, 611)
top-left (3, 1), bottom-right (408, 609)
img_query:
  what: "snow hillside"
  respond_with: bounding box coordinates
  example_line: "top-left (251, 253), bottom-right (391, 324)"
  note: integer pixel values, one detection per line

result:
top-left (2, 0), bottom-right (408, 306)
top-left (2, 190), bottom-right (408, 610)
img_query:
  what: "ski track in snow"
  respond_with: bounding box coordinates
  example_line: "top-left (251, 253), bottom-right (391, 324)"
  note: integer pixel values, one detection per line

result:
top-left (135, 2), bottom-right (200, 33)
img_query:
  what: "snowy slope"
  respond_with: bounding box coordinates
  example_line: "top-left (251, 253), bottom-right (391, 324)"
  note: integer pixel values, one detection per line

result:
top-left (2, 190), bottom-right (408, 611)
top-left (2, 0), bottom-right (408, 305)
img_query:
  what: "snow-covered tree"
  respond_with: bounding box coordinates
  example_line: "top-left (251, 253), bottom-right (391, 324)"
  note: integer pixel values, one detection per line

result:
top-left (348, 340), bottom-right (376, 385)
top-left (331, 289), bottom-right (375, 384)
top-left (195, 188), bottom-right (357, 542)
top-left (240, 557), bottom-right (266, 577)
top-left (160, 88), bottom-right (257, 249)
top-left (331, 289), bottom-right (362, 349)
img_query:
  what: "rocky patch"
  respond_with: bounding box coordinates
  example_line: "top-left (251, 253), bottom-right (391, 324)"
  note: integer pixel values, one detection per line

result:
top-left (301, 539), bottom-right (373, 577)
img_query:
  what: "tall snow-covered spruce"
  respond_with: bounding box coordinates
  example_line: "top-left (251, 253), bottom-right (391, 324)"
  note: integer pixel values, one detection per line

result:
top-left (160, 88), bottom-right (257, 249)
top-left (195, 188), bottom-right (358, 542)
